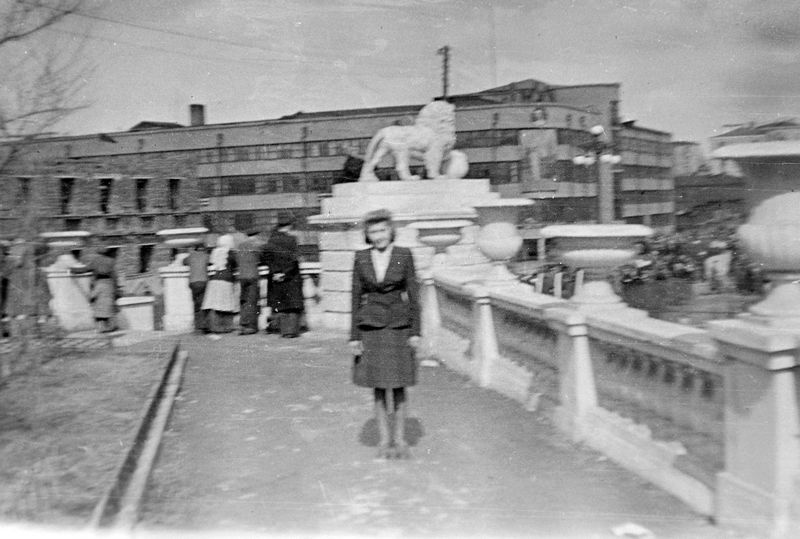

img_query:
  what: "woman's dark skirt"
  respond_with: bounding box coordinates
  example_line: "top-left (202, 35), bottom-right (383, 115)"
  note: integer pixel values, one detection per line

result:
top-left (353, 326), bottom-right (416, 389)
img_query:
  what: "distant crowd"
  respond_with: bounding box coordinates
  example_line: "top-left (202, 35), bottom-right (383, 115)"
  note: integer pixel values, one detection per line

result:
top-left (522, 207), bottom-right (766, 297)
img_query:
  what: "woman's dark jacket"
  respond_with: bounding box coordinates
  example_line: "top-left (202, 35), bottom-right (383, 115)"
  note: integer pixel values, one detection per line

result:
top-left (350, 246), bottom-right (420, 342)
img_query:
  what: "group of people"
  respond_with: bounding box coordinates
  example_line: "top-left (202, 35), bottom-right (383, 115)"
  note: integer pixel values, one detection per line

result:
top-left (184, 213), bottom-right (306, 338)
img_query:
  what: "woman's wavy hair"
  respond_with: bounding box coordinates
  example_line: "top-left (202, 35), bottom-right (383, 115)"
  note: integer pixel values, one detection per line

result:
top-left (362, 208), bottom-right (396, 245)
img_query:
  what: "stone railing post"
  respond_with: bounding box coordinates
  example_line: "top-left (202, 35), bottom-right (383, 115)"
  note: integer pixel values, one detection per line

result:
top-left (300, 262), bottom-right (321, 328)
top-left (419, 271), bottom-right (441, 361)
top-left (547, 307), bottom-right (597, 441)
top-left (158, 265), bottom-right (193, 331)
top-left (709, 319), bottom-right (800, 538)
top-left (45, 266), bottom-right (95, 332)
top-left (466, 283), bottom-right (499, 387)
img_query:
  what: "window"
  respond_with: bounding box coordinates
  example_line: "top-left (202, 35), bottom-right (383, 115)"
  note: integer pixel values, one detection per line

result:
top-left (224, 176), bottom-right (256, 195)
top-left (140, 216), bottom-right (154, 229)
top-left (168, 178), bottom-right (180, 210)
top-left (235, 147), bottom-right (250, 161)
top-left (234, 212), bottom-right (254, 232)
top-left (135, 178), bottom-right (148, 212)
top-left (16, 177), bottom-right (30, 205)
top-left (138, 244), bottom-right (154, 273)
top-left (174, 214), bottom-right (186, 227)
top-left (65, 218), bottom-right (82, 231)
top-left (282, 175), bottom-right (301, 192)
top-left (99, 178), bottom-right (113, 213)
top-left (59, 178), bottom-right (75, 214)
top-left (198, 178), bottom-right (215, 198)
top-left (105, 217), bottom-right (119, 230)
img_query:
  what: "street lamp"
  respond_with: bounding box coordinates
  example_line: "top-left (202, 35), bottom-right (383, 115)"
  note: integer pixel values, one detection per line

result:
top-left (572, 125), bottom-right (621, 224)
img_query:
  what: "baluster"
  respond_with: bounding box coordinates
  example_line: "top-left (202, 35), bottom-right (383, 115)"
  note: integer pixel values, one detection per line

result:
top-left (574, 269), bottom-right (585, 294)
top-left (553, 272), bottom-right (563, 298)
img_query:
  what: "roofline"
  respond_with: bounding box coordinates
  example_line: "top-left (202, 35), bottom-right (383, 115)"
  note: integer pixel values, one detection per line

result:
top-left (12, 100), bottom-right (607, 146)
top-left (550, 82), bottom-right (621, 90)
top-left (618, 124), bottom-right (672, 136)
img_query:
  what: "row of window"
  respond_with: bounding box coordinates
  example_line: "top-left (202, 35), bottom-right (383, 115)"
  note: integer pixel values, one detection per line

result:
top-left (199, 158), bottom-right (674, 197)
top-left (51, 177), bottom-right (181, 215)
top-left (617, 136), bottom-right (672, 157)
top-left (199, 171), bottom-right (337, 198)
top-left (62, 213), bottom-right (188, 232)
top-left (194, 128), bottom-right (607, 165)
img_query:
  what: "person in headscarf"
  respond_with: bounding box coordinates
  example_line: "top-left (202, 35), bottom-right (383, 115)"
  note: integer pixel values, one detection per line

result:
top-left (201, 234), bottom-right (238, 333)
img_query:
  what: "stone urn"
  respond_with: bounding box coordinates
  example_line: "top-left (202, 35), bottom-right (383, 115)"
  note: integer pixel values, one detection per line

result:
top-left (156, 227), bottom-right (208, 266)
top-left (737, 192), bottom-right (800, 327)
top-left (541, 224), bottom-right (653, 311)
top-left (156, 227), bottom-right (207, 332)
top-left (39, 231), bottom-right (92, 268)
top-left (472, 200), bottom-right (533, 284)
top-left (409, 219), bottom-right (473, 270)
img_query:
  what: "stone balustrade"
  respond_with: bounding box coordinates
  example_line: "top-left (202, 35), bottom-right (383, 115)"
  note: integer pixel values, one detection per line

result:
top-left (424, 268), bottom-right (800, 537)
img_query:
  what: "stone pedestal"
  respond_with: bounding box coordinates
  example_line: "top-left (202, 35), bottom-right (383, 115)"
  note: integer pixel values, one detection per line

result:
top-left (159, 265), bottom-right (193, 332)
top-left (709, 319), bottom-right (800, 537)
top-left (116, 296), bottom-right (155, 331)
top-left (308, 179), bottom-right (494, 330)
top-left (45, 265), bottom-right (95, 332)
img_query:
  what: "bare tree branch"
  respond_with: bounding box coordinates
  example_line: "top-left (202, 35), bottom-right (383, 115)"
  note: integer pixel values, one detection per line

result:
top-left (0, 0), bottom-right (92, 173)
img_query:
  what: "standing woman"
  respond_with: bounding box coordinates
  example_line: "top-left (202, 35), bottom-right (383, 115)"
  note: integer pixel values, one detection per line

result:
top-left (201, 234), bottom-right (238, 333)
top-left (349, 209), bottom-right (420, 459)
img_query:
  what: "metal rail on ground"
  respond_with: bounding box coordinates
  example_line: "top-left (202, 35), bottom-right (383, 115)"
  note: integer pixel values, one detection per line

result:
top-left (88, 342), bottom-right (188, 530)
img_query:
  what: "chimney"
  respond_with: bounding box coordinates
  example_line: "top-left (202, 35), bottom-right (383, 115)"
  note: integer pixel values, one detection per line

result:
top-left (190, 104), bottom-right (205, 126)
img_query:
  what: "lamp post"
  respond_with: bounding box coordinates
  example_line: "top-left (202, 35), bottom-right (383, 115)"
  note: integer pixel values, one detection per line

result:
top-left (573, 125), bottom-right (620, 224)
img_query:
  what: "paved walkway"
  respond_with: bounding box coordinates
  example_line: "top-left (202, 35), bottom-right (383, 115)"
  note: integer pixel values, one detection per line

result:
top-left (140, 330), bottom-right (736, 538)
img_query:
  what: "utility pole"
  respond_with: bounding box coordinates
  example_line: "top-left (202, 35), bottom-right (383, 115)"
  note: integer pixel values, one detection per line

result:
top-left (437, 45), bottom-right (450, 98)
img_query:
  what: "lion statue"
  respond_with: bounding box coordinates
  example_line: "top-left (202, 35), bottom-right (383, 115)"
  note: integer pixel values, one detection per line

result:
top-left (358, 100), bottom-right (465, 182)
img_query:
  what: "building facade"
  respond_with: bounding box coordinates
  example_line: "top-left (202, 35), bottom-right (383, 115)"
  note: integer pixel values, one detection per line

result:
top-left (1, 78), bottom-right (676, 279)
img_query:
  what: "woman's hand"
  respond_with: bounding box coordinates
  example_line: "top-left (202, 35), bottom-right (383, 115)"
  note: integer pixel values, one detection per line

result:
top-left (408, 335), bottom-right (421, 350)
top-left (348, 340), bottom-right (363, 356)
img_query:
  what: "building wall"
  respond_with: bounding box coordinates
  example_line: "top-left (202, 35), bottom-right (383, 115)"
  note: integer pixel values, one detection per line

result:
top-left (7, 79), bottom-right (678, 256)
top-left (672, 141), bottom-right (705, 176)
top-left (1, 152), bottom-right (204, 289)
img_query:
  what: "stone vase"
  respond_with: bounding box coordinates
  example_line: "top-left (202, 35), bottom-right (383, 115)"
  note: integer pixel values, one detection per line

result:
top-left (473, 200), bottom-right (533, 284)
top-left (410, 219), bottom-right (473, 270)
top-left (737, 192), bottom-right (800, 327)
top-left (541, 224), bottom-right (652, 312)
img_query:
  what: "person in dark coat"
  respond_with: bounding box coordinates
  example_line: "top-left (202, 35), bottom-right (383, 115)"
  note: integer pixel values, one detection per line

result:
top-left (183, 244), bottom-right (209, 333)
top-left (235, 227), bottom-right (266, 335)
top-left (349, 209), bottom-right (421, 459)
top-left (264, 213), bottom-right (304, 338)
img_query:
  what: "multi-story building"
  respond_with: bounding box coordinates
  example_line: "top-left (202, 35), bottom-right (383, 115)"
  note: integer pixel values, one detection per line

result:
top-left (710, 118), bottom-right (800, 210)
top-left (671, 141), bottom-right (705, 177)
top-left (1, 77), bottom-right (676, 280)
top-left (670, 140), bottom-right (745, 229)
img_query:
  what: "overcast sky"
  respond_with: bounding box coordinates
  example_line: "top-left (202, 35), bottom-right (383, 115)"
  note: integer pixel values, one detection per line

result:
top-left (44, 0), bottom-right (800, 149)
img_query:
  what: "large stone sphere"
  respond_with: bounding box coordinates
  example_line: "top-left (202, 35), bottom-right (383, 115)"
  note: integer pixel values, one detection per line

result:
top-left (738, 193), bottom-right (800, 272)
